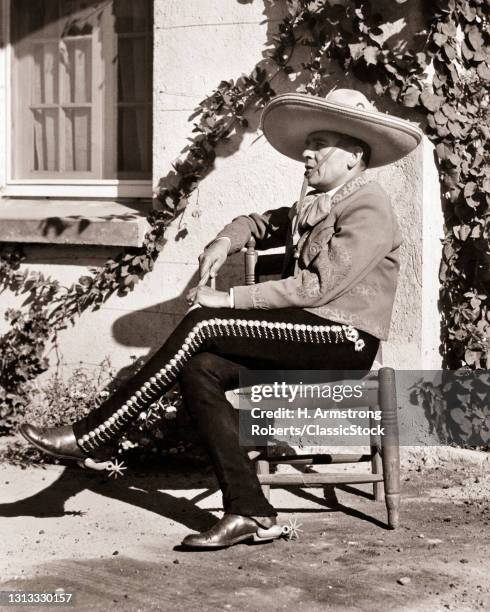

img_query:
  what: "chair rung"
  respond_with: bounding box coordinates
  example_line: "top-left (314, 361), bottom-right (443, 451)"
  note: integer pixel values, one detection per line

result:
top-left (258, 473), bottom-right (383, 485)
top-left (266, 453), bottom-right (372, 465)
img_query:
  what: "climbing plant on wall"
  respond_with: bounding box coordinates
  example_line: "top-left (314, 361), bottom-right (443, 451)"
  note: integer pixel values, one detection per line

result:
top-left (0, 0), bottom-right (489, 430)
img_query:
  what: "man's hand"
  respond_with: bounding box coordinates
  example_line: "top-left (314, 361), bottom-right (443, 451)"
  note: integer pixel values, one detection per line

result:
top-left (198, 239), bottom-right (230, 286)
top-left (186, 285), bottom-right (232, 309)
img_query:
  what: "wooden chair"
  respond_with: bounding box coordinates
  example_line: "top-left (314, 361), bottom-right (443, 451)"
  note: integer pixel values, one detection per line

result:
top-left (235, 238), bottom-right (401, 529)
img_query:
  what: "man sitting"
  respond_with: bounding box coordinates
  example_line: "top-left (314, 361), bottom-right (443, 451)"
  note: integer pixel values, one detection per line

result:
top-left (21, 88), bottom-right (422, 549)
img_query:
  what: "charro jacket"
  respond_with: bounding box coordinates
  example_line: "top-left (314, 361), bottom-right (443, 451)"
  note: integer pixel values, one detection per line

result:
top-left (215, 175), bottom-right (402, 340)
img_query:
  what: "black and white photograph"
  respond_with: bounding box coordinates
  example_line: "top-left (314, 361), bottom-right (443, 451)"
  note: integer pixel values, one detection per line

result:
top-left (0, 0), bottom-right (489, 610)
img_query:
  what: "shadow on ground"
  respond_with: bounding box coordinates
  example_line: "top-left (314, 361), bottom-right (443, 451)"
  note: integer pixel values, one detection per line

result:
top-left (1, 463), bottom-right (489, 611)
top-left (0, 462), bottom-right (388, 531)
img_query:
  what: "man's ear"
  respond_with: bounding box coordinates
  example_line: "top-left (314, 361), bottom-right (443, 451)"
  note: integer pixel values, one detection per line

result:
top-left (347, 147), bottom-right (363, 170)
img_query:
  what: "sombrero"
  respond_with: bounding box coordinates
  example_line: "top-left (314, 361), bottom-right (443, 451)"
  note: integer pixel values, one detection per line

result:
top-left (260, 89), bottom-right (423, 168)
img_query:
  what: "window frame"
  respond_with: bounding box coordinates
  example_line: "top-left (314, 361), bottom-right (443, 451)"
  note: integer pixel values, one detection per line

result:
top-left (1, 0), bottom-right (153, 199)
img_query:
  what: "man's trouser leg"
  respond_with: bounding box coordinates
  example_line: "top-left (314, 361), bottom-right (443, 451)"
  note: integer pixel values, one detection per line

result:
top-left (72, 306), bottom-right (379, 515)
top-left (180, 352), bottom-right (276, 517)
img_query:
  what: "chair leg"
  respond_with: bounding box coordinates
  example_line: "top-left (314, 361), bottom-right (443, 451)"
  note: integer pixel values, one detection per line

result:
top-left (256, 459), bottom-right (271, 501)
top-left (370, 406), bottom-right (385, 502)
top-left (378, 367), bottom-right (400, 529)
top-left (371, 446), bottom-right (385, 502)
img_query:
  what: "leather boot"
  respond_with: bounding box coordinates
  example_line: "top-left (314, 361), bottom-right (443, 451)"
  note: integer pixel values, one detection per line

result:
top-left (19, 424), bottom-right (87, 461)
top-left (20, 423), bottom-right (127, 478)
top-left (181, 513), bottom-right (280, 549)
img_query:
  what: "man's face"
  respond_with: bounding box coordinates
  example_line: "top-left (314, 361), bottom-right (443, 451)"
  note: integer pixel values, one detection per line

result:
top-left (302, 131), bottom-right (357, 191)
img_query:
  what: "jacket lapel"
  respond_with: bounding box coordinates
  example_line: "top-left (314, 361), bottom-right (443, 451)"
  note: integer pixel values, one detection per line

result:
top-left (285, 174), bottom-right (374, 272)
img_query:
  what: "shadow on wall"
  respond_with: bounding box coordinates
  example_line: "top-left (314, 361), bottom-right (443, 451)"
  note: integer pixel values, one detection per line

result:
top-left (109, 268), bottom-right (203, 381)
top-left (109, 255), bottom-right (246, 382)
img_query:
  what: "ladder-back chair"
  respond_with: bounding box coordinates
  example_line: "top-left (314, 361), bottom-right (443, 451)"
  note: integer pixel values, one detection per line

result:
top-left (231, 238), bottom-right (401, 529)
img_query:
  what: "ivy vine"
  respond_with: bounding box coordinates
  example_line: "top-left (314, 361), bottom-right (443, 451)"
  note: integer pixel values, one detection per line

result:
top-left (1, 0), bottom-right (489, 430)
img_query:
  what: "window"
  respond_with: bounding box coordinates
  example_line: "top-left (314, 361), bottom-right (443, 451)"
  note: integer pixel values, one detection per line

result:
top-left (7, 0), bottom-right (152, 197)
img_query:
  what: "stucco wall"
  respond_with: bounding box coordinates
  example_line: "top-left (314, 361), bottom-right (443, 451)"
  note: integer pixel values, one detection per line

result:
top-left (0, 0), bottom-right (442, 385)
top-left (151, 0), bottom-right (441, 370)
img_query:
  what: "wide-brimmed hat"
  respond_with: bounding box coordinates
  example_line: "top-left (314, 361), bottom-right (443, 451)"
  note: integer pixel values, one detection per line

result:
top-left (260, 88), bottom-right (423, 168)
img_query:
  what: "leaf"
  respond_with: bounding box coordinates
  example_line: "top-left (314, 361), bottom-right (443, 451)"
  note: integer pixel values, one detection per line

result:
top-left (454, 225), bottom-right (471, 241)
top-left (463, 4), bottom-right (477, 22)
top-left (286, 0), bottom-right (301, 16)
top-left (433, 33), bottom-right (447, 47)
top-left (123, 274), bottom-right (140, 287)
top-left (442, 44), bottom-right (456, 61)
top-left (441, 22), bottom-right (456, 37)
top-left (477, 62), bottom-right (490, 80)
top-left (473, 49), bottom-right (490, 63)
top-left (427, 113), bottom-right (437, 129)
top-left (481, 124), bottom-right (490, 140)
top-left (402, 86), bottom-right (420, 107)
top-left (470, 296), bottom-right (481, 310)
top-left (470, 225), bottom-right (482, 238)
top-left (388, 83), bottom-right (401, 100)
top-left (447, 121), bottom-right (462, 138)
top-left (450, 406), bottom-right (467, 426)
top-left (461, 41), bottom-right (474, 61)
top-left (436, 142), bottom-right (451, 160)
top-left (451, 407), bottom-right (473, 434)
top-left (434, 110), bottom-right (447, 125)
top-left (464, 182), bottom-right (477, 198)
top-left (465, 349), bottom-right (481, 367)
top-left (467, 26), bottom-right (484, 51)
top-left (420, 89), bottom-right (443, 112)
top-left (348, 43), bottom-right (366, 61)
top-left (363, 46), bottom-right (379, 66)
top-left (354, 7), bottom-right (365, 20)
top-left (441, 103), bottom-right (457, 120)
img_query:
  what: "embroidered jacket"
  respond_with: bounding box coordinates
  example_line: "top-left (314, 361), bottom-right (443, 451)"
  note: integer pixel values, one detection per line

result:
top-left (215, 175), bottom-right (402, 340)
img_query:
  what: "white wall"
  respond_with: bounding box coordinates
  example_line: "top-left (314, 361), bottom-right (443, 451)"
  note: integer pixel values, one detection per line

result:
top-left (0, 0), bottom-right (443, 385)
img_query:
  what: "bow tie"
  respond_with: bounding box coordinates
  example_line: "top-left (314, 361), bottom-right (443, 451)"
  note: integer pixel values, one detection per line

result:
top-left (296, 192), bottom-right (333, 233)
top-left (288, 190), bottom-right (334, 262)
top-left (290, 192), bottom-right (333, 249)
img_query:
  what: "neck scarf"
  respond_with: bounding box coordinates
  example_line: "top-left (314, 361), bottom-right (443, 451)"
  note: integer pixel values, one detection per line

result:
top-left (291, 185), bottom-right (342, 246)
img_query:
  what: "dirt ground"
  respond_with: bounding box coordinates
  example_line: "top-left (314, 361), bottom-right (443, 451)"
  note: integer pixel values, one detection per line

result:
top-left (1, 448), bottom-right (489, 612)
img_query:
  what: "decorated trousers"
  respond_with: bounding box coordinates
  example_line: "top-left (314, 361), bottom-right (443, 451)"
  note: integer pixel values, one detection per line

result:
top-left (73, 306), bottom-right (380, 518)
